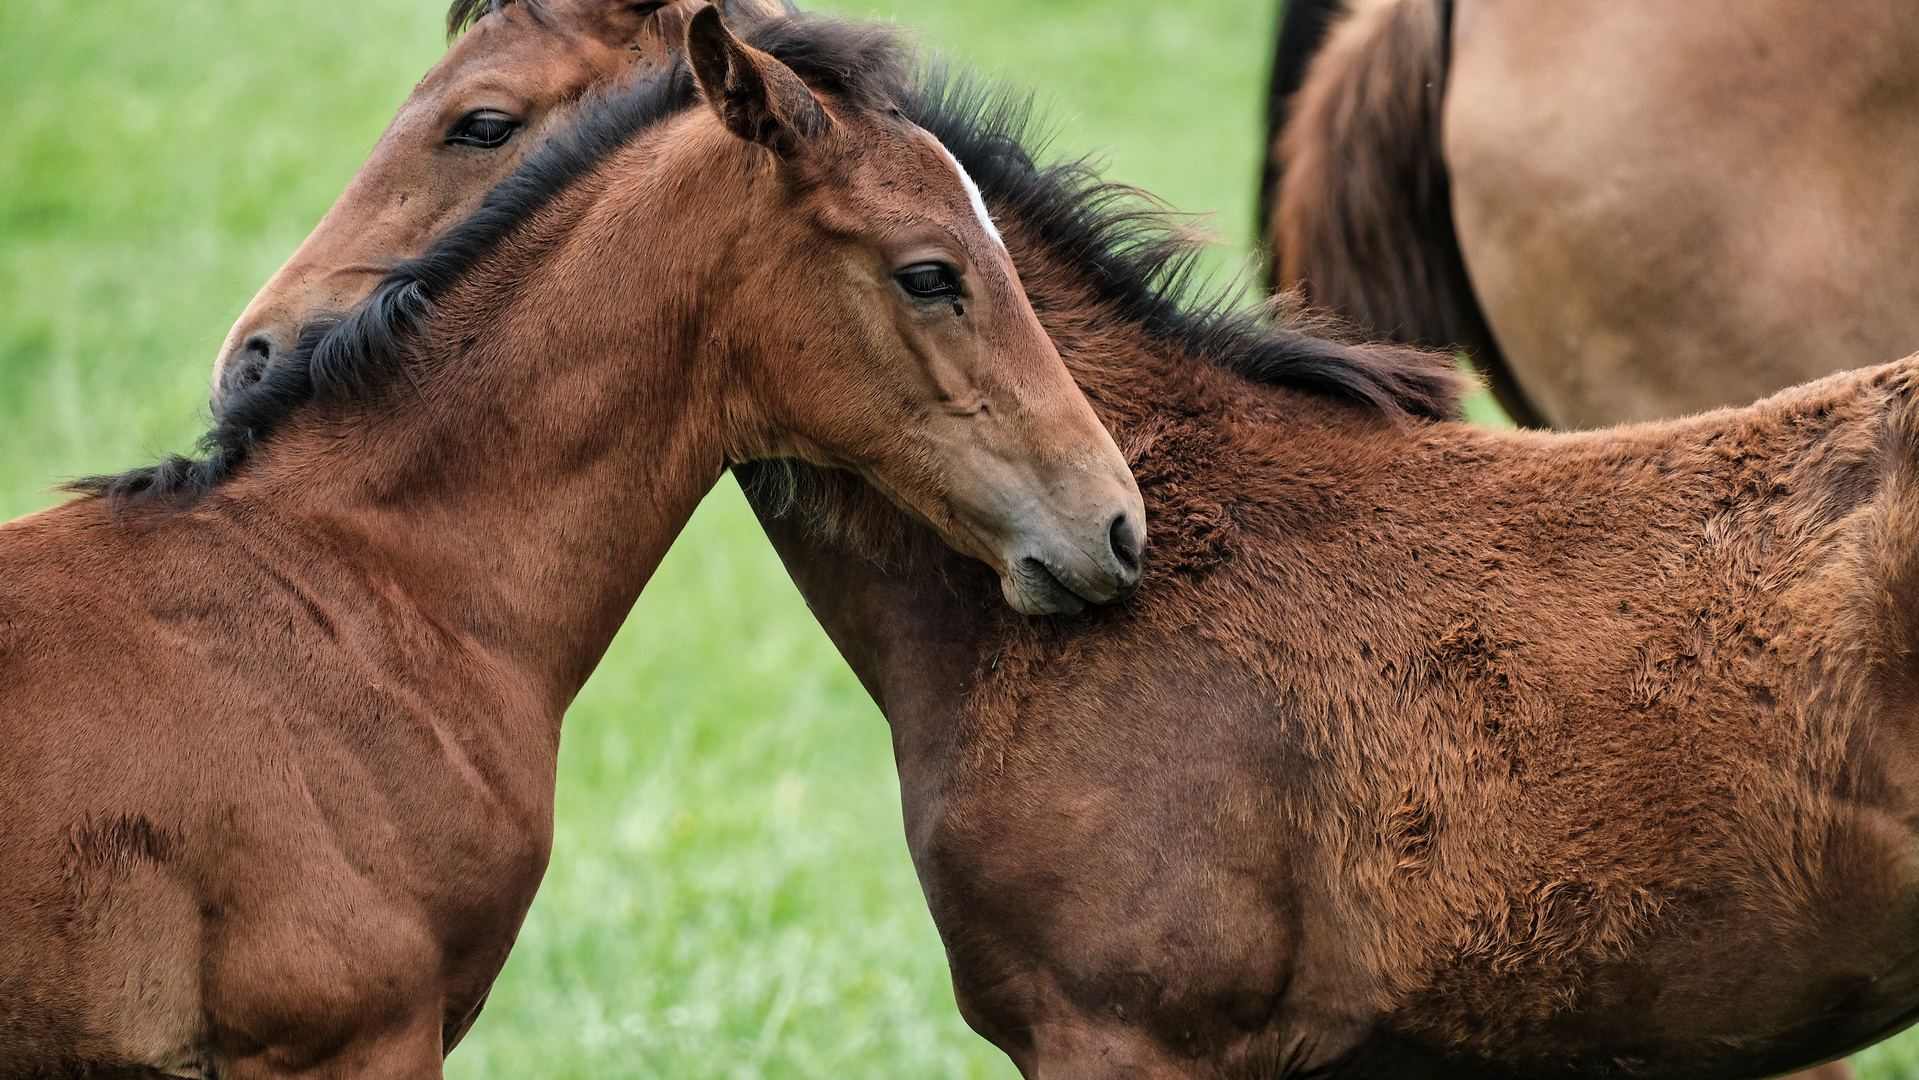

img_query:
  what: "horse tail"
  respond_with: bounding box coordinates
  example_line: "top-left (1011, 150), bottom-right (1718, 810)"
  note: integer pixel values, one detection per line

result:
top-left (1257, 0), bottom-right (1344, 242)
top-left (1263, 0), bottom-right (1541, 426)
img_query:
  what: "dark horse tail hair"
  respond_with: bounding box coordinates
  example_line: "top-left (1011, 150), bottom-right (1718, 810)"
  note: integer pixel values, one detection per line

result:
top-left (1261, 0), bottom-right (1539, 427)
top-left (1257, 0), bottom-right (1343, 243)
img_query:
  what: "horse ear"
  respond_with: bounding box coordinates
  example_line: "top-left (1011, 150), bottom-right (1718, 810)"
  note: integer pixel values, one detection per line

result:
top-left (686, 4), bottom-right (830, 157)
top-left (718, 0), bottom-right (796, 21)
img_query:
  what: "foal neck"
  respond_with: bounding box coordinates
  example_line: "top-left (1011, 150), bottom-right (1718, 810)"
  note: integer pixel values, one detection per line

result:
top-left (234, 121), bottom-right (772, 714)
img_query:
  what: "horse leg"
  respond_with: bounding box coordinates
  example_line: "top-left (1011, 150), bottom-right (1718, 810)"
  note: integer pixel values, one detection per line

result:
top-left (219, 1002), bottom-right (447, 1080)
top-left (1021, 1024), bottom-right (1191, 1080)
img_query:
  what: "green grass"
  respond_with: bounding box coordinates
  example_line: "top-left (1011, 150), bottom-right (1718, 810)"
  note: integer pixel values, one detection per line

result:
top-left (1, 0), bottom-right (1908, 1076)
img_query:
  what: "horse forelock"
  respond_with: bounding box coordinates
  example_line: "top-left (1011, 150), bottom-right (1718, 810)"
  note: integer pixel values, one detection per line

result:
top-left (446, 0), bottom-right (546, 40)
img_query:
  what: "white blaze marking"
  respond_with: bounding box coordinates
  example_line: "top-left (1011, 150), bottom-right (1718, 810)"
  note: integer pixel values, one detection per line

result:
top-left (930, 137), bottom-right (1005, 251)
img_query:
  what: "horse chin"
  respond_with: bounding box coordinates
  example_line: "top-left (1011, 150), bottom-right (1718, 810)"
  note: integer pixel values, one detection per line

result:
top-left (1001, 556), bottom-right (1091, 616)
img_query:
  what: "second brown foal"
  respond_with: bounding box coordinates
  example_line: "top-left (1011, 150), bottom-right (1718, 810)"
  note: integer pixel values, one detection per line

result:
top-left (211, 0), bottom-right (793, 411)
top-left (749, 75), bottom-right (1919, 1079)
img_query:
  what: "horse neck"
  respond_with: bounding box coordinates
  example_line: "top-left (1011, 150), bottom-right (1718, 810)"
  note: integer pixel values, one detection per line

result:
top-left (237, 131), bottom-right (765, 715)
top-left (745, 270), bottom-right (1227, 768)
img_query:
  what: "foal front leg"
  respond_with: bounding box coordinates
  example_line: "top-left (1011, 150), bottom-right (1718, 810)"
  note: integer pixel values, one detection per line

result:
top-left (219, 1002), bottom-right (449, 1080)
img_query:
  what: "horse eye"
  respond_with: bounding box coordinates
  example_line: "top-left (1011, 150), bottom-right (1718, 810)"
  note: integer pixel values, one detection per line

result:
top-left (445, 111), bottom-right (521, 149)
top-left (896, 263), bottom-right (960, 300)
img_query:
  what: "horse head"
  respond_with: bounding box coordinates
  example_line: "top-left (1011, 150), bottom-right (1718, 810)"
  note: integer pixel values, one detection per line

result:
top-left (211, 0), bottom-right (790, 411)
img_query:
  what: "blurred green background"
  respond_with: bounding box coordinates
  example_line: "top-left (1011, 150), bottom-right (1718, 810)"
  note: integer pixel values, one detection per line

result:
top-left (0, 0), bottom-right (1903, 1077)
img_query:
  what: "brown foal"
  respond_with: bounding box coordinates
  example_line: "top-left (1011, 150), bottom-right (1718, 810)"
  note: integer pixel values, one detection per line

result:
top-left (0, 14), bottom-right (1142, 1078)
top-left (742, 75), bottom-right (1919, 1079)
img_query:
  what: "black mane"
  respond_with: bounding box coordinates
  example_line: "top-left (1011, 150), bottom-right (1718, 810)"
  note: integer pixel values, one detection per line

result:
top-left (900, 70), bottom-right (1464, 425)
top-left (76, 13), bottom-right (1458, 507)
top-left (446, 0), bottom-right (539, 39)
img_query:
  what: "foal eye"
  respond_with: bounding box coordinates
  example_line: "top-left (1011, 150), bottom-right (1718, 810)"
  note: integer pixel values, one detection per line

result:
top-left (896, 263), bottom-right (961, 300)
top-left (445, 111), bottom-right (521, 149)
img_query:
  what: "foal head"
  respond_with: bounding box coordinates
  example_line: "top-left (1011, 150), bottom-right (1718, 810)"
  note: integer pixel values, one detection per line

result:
top-left (212, 0), bottom-right (789, 411)
top-left (669, 11), bottom-right (1145, 612)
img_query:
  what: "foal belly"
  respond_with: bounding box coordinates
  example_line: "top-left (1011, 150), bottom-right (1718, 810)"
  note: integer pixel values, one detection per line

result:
top-left (1361, 801), bottom-right (1919, 1078)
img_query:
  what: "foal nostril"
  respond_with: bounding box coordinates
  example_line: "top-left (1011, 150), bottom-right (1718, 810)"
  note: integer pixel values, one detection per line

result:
top-left (1109, 512), bottom-right (1143, 575)
top-left (224, 334), bottom-right (275, 392)
top-left (242, 334), bottom-right (274, 370)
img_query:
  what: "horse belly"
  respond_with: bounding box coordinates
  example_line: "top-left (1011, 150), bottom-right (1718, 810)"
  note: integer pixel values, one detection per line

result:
top-left (1370, 785), bottom-right (1919, 1077)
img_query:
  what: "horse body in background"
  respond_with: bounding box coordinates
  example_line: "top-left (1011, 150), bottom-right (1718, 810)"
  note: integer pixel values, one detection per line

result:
top-left (1266, 0), bottom-right (1919, 430)
top-left (0, 16), bottom-right (1142, 1076)
top-left (747, 85), bottom-right (1919, 1078)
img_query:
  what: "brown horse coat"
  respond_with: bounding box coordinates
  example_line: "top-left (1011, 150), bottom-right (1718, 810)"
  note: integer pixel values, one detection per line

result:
top-left (746, 83), bottom-right (1919, 1077)
top-left (1267, 0), bottom-right (1919, 431)
top-left (189, 1), bottom-right (1909, 1072)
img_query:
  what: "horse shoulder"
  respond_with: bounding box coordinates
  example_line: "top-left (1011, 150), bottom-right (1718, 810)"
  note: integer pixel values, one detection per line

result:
top-left (0, 500), bottom-right (541, 1072)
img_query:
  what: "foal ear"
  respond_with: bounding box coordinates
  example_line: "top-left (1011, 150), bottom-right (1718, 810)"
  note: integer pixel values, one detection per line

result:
top-left (686, 4), bottom-right (830, 157)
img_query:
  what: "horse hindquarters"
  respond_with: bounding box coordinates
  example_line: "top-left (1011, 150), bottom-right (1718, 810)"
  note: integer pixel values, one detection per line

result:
top-left (1266, 0), bottom-right (1535, 425)
top-left (1443, 0), bottom-right (1919, 427)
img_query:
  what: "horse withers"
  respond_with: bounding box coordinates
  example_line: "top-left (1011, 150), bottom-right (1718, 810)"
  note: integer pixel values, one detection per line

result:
top-left (0, 13), bottom-right (1141, 1077)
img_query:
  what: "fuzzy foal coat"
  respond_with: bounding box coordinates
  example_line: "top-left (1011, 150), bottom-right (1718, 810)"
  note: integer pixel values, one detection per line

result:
top-left (748, 181), bottom-right (1919, 1079)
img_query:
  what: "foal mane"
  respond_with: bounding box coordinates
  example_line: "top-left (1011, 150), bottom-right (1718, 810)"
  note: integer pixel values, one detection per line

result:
top-left (75, 13), bottom-right (1456, 510)
top-left (73, 15), bottom-right (907, 507)
top-left (901, 72), bottom-right (1464, 423)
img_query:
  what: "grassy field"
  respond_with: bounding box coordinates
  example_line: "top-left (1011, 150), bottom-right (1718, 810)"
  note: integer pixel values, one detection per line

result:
top-left (0, 0), bottom-right (1909, 1076)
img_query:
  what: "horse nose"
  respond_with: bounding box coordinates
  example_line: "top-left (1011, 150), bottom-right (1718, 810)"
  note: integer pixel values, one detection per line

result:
top-left (1107, 509), bottom-right (1144, 593)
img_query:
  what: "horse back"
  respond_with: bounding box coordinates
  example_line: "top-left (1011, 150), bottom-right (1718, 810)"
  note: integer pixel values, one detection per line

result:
top-left (915, 358), bottom-right (1919, 1076)
top-left (1337, 360), bottom-right (1919, 1070)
